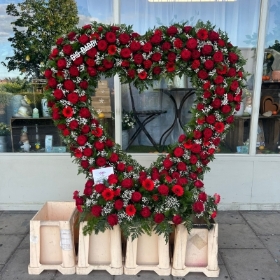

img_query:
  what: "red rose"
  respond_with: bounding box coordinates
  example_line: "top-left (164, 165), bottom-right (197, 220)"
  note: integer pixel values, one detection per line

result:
top-left (62, 129), bottom-right (70, 136)
top-left (174, 147), bottom-right (184, 157)
top-left (77, 135), bottom-right (87, 146)
top-left (87, 47), bottom-right (97, 58)
top-left (69, 66), bottom-right (79, 77)
top-left (121, 178), bottom-right (133, 189)
top-left (228, 52), bottom-right (238, 63)
top-left (162, 42), bottom-right (172, 51)
top-left (198, 192), bottom-right (207, 202)
top-left (167, 26), bottom-right (178, 36)
top-left (133, 53), bottom-right (143, 64)
top-left (178, 134), bottom-right (186, 143)
top-left (130, 41), bottom-right (141, 52)
top-left (197, 28), bottom-right (208, 40)
top-left (107, 214), bottom-right (118, 226)
top-left (103, 59), bottom-right (114, 69)
top-left (142, 179), bottom-right (154, 191)
top-left (183, 26), bottom-right (192, 33)
top-left (218, 39), bottom-right (225, 47)
top-left (142, 42), bottom-right (152, 53)
top-left (105, 31), bottom-right (116, 43)
top-left (94, 141), bottom-right (105, 151)
top-left (221, 105), bottom-right (231, 114)
top-left (197, 103), bottom-right (204, 111)
top-left (172, 215), bottom-right (182, 225)
top-left (211, 98), bottom-right (221, 109)
top-left (57, 58), bottom-right (67, 69)
top-left (204, 60), bottom-right (214, 70)
top-left (193, 201), bottom-right (204, 213)
top-left (213, 51), bottom-right (224, 62)
top-left (197, 70), bottom-right (208, 80)
top-left (193, 130), bottom-right (202, 139)
top-left (120, 48), bottom-right (132, 58)
top-left (131, 191), bottom-right (142, 202)
top-left (80, 80), bottom-right (88, 90)
top-left (153, 66), bottom-right (162, 75)
top-left (194, 180), bottom-right (204, 188)
top-left (208, 30), bottom-right (219, 41)
top-left (96, 156), bottom-right (106, 167)
top-left (64, 80), bottom-right (75, 91)
top-left (138, 70), bottom-right (148, 80)
top-left (172, 172), bottom-right (180, 179)
top-left (172, 185), bottom-right (184, 196)
top-left (53, 89), bottom-right (64, 100)
top-left (97, 40), bottom-right (108, 51)
top-left (158, 184), bottom-right (169, 196)
top-left (151, 52), bottom-right (162, 62)
top-left (177, 177), bottom-right (188, 185)
top-left (63, 45), bottom-right (73, 55)
top-left (127, 69), bottom-right (136, 78)
top-left (230, 80), bottom-right (239, 91)
top-left (57, 124), bottom-right (67, 130)
top-left (79, 34), bottom-right (89, 45)
top-left (191, 143), bottom-right (201, 154)
top-left (56, 37), bottom-right (63, 45)
top-left (143, 60), bottom-right (152, 69)
top-left (215, 85), bottom-right (225, 96)
top-left (214, 193), bottom-right (221, 204)
top-left (177, 162), bottom-right (187, 171)
top-left (91, 205), bottom-right (102, 217)
top-left (140, 207), bottom-right (151, 218)
top-left (121, 60), bottom-right (130, 68)
top-left (186, 38), bottom-right (197, 50)
top-left (68, 31), bottom-right (76, 40)
top-left (228, 68), bottom-right (237, 77)
top-left (201, 45), bottom-right (213, 55)
top-left (163, 158), bottom-right (173, 169)
top-left (215, 122), bottom-right (225, 133)
top-left (125, 205), bottom-right (136, 216)
top-left (109, 153), bottom-right (119, 163)
top-left (203, 91), bottom-right (211, 99)
top-left (214, 75), bottom-right (224, 84)
top-left (95, 183), bottom-right (106, 193)
top-left (44, 69), bottom-right (52, 78)
top-left (116, 162), bottom-right (126, 172)
top-left (69, 120), bottom-right (79, 130)
top-left (226, 115), bottom-right (234, 124)
top-left (180, 49), bottom-right (191, 61)
top-left (67, 92), bottom-right (79, 104)
top-left (206, 115), bottom-right (216, 124)
top-left (83, 147), bottom-right (92, 157)
top-left (167, 52), bottom-right (176, 61)
top-left (211, 211), bottom-right (217, 219)
top-left (79, 108), bottom-right (91, 118)
top-left (192, 60), bottom-right (200, 70)
top-left (150, 34), bottom-right (161, 45)
top-left (174, 38), bottom-right (183, 49)
top-left (154, 213), bottom-right (165, 224)
top-left (62, 106), bottom-right (73, 118)
top-left (114, 199), bottom-right (124, 210)
top-left (119, 33), bottom-right (130, 44)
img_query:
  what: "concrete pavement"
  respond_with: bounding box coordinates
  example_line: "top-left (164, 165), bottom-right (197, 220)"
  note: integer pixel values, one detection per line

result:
top-left (0, 210), bottom-right (280, 280)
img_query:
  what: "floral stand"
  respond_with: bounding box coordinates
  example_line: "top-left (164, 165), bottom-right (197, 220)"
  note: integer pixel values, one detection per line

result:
top-left (28, 201), bottom-right (77, 275)
top-left (124, 231), bottom-right (171, 276)
top-left (171, 223), bottom-right (220, 277)
top-left (76, 222), bottom-right (123, 275)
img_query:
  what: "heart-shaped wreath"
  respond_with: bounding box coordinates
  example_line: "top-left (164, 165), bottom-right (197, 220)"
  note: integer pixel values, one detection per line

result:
top-left (44, 20), bottom-right (246, 240)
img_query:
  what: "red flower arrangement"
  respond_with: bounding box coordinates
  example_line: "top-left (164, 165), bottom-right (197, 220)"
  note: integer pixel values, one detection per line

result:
top-left (44, 20), bottom-right (246, 239)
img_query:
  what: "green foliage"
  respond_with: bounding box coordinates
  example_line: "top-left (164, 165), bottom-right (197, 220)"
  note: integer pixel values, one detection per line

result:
top-left (2, 0), bottom-right (79, 78)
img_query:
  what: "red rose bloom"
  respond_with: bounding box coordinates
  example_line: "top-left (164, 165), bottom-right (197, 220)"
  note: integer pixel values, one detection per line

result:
top-left (204, 60), bottom-right (214, 70)
top-left (105, 31), bottom-right (116, 43)
top-left (163, 158), bottom-right (173, 169)
top-left (81, 160), bottom-right (89, 169)
top-left (180, 49), bottom-right (191, 61)
top-left (218, 39), bottom-right (225, 47)
top-left (133, 53), bottom-right (143, 64)
top-left (194, 130), bottom-right (202, 139)
top-left (201, 45), bottom-right (213, 55)
top-left (53, 89), bottom-right (64, 100)
top-left (206, 115), bottom-right (216, 124)
top-left (142, 179), bottom-right (154, 191)
top-left (94, 141), bottom-right (105, 151)
top-left (203, 91), bottom-right (211, 99)
top-left (151, 52), bottom-right (162, 62)
top-left (197, 103), bottom-right (204, 111)
top-left (183, 26), bottom-right (192, 33)
top-left (153, 66), bottom-right (162, 75)
top-left (76, 135), bottom-right (87, 146)
top-left (64, 80), bottom-right (75, 91)
top-left (57, 124), bottom-right (67, 130)
top-left (194, 180), bottom-right (204, 188)
top-left (119, 33), bottom-right (130, 44)
top-left (114, 199), bottom-right (124, 210)
top-left (197, 28), bottom-right (208, 40)
top-left (143, 60), bottom-right (152, 69)
top-left (167, 26), bottom-right (178, 36)
top-left (167, 52), bottom-right (176, 61)
top-left (213, 51), bottom-right (224, 62)
top-left (103, 59), bottom-right (114, 69)
top-left (79, 108), bottom-right (91, 118)
top-left (228, 68), bottom-right (237, 77)
top-left (214, 76), bottom-right (224, 85)
top-left (63, 45), bottom-right (73, 55)
top-left (142, 42), bottom-right (152, 53)
top-left (127, 69), bottom-right (136, 78)
top-left (198, 192), bottom-right (207, 202)
top-left (215, 122), bottom-right (225, 133)
top-left (178, 134), bottom-right (186, 143)
top-left (62, 129), bottom-right (70, 136)
top-left (211, 211), bottom-right (217, 219)
top-left (95, 156), bottom-right (106, 167)
top-left (158, 184), bottom-right (169, 196)
top-left (177, 177), bottom-right (188, 185)
top-left (162, 42), bottom-right (172, 51)
top-left (174, 147), bottom-right (184, 157)
top-left (130, 41), bottom-right (141, 52)
top-left (172, 185), bottom-right (184, 196)
top-left (172, 215), bottom-right (183, 225)
top-left (44, 69), bottom-right (52, 78)
top-left (116, 162), bottom-right (126, 172)
top-left (193, 201), bottom-right (204, 213)
top-left (211, 98), bottom-right (222, 109)
top-left (138, 71), bottom-right (148, 80)
top-left (120, 48), bottom-right (132, 58)
top-left (191, 143), bottom-right (201, 154)
top-left (228, 52), bottom-right (238, 63)
top-left (121, 60), bottom-right (130, 68)
top-left (203, 128), bottom-right (213, 139)
top-left (221, 105), bottom-right (231, 114)
top-left (80, 81), bottom-right (88, 90)
top-left (67, 92), bottom-right (79, 104)
top-left (177, 162), bottom-right (187, 171)
top-left (94, 183), bottom-right (106, 193)
top-left (186, 38), bottom-right (197, 50)
top-left (174, 38), bottom-right (183, 49)
top-left (166, 62), bottom-right (175, 72)
top-left (126, 205), bottom-right (136, 216)
top-left (102, 188), bottom-right (114, 201)
top-left (109, 153), bottom-right (119, 163)
top-left (50, 47), bottom-right (59, 58)
top-left (131, 191), bottom-right (142, 202)
top-left (197, 70), bottom-right (208, 80)
top-left (56, 37), bottom-right (63, 45)
top-left (208, 30), bottom-right (219, 41)
top-left (79, 34), bottom-right (89, 44)
top-left (69, 120), bottom-right (79, 130)
top-left (69, 66), bottom-right (79, 77)
top-left (150, 34), bottom-right (161, 45)
top-left (141, 207), bottom-right (151, 218)
top-left (107, 214), bottom-right (118, 226)
top-left (87, 47), bottom-right (97, 58)
top-left (83, 147), bottom-right (93, 157)
top-left (230, 80), bottom-right (239, 91)
top-left (121, 178), bottom-right (133, 189)
top-left (62, 106), bottom-right (73, 118)
top-left (154, 213), bottom-right (165, 224)
top-left (86, 58), bottom-right (95, 67)
top-left (191, 60), bottom-right (200, 70)
top-left (91, 205), bottom-right (102, 217)
top-left (214, 193), bottom-right (221, 204)
top-left (97, 40), bottom-right (108, 51)
top-left (226, 115), bottom-right (234, 124)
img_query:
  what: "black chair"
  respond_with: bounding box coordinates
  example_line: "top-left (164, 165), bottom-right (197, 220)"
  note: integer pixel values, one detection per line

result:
top-left (126, 83), bottom-right (167, 151)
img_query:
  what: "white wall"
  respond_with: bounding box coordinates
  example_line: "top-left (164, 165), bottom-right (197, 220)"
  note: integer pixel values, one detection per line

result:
top-left (1, 153), bottom-right (279, 211)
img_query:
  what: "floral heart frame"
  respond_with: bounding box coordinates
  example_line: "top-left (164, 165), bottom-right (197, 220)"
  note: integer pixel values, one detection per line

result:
top-left (44, 20), bottom-right (246, 239)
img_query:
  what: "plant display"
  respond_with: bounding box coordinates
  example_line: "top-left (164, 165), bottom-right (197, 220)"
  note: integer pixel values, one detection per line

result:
top-left (43, 21), bottom-right (246, 240)
top-left (122, 111), bottom-right (136, 131)
top-left (0, 123), bottom-right (10, 136)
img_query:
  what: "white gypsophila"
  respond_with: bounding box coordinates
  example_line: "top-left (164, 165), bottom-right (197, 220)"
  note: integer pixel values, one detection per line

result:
top-left (115, 59), bottom-right (122, 66)
top-left (75, 77), bottom-right (82, 83)
top-left (182, 153), bottom-right (190, 160)
top-left (142, 197), bottom-right (149, 205)
top-left (60, 99), bottom-right (72, 107)
top-left (100, 135), bottom-right (106, 141)
top-left (50, 67), bottom-right (58, 73)
top-left (66, 58), bottom-right (72, 68)
top-left (196, 161), bottom-right (203, 168)
top-left (89, 158), bottom-right (94, 164)
top-left (221, 95), bottom-right (229, 106)
top-left (57, 83), bottom-right (63, 89)
top-left (78, 118), bottom-right (88, 125)
top-left (194, 139), bottom-right (202, 145)
top-left (201, 107), bottom-right (212, 114)
top-left (100, 151), bottom-right (108, 157)
top-left (85, 198), bottom-right (93, 207)
top-left (59, 51), bottom-right (65, 57)
top-left (121, 190), bottom-right (133, 206)
top-left (78, 64), bottom-right (85, 72)
top-left (136, 68), bottom-right (144, 73)
top-left (214, 112), bottom-right (223, 122)
top-left (224, 124), bottom-right (231, 130)
top-left (164, 196), bottom-right (180, 211)
top-left (155, 204), bottom-right (165, 213)
top-left (208, 69), bottom-right (217, 76)
top-left (63, 70), bottom-right (70, 80)
top-left (71, 131), bottom-right (79, 139)
top-left (102, 202), bottom-right (114, 215)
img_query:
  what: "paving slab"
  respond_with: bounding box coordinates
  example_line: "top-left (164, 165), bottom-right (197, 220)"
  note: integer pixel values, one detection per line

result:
top-left (17, 233), bottom-right (29, 249)
top-left (259, 235), bottom-right (280, 263)
top-left (0, 235), bottom-right (24, 264)
top-left (54, 270), bottom-right (113, 280)
top-left (241, 211), bottom-right (280, 235)
top-left (0, 212), bottom-right (34, 235)
top-left (220, 248), bottom-right (280, 280)
top-left (218, 223), bottom-right (264, 249)
top-left (215, 211), bottom-right (246, 224)
top-left (0, 248), bottom-right (55, 280)
top-left (115, 271), bottom-right (172, 280)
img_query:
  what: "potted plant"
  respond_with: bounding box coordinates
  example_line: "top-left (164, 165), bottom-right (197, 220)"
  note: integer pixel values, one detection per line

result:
top-left (0, 122), bottom-right (10, 152)
top-left (122, 110), bottom-right (136, 150)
